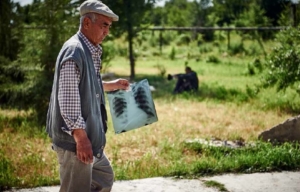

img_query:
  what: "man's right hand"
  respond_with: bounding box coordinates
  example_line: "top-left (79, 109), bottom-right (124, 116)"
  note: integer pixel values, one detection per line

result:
top-left (73, 129), bottom-right (93, 164)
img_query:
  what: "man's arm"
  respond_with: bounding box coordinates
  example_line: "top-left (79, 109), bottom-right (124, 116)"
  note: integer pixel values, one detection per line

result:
top-left (72, 129), bottom-right (93, 164)
top-left (102, 78), bottom-right (130, 92)
top-left (58, 60), bottom-right (93, 164)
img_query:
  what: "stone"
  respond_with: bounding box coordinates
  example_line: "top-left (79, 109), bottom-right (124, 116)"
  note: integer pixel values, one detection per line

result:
top-left (185, 138), bottom-right (246, 148)
top-left (258, 115), bottom-right (300, 143)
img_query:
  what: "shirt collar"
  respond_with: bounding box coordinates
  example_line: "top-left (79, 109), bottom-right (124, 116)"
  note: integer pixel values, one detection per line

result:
top-left (78, 31), bottom-right (102, 55)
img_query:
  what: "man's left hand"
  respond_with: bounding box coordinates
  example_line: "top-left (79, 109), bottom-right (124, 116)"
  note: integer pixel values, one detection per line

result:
top-left (114, 78), bottom-right (130, 90)
top-left (103, 78), bottom-right (130, 91)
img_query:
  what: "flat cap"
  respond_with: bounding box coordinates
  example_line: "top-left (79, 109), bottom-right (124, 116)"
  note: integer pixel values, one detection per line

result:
top-left (79, 0), bottom-right (119, 21)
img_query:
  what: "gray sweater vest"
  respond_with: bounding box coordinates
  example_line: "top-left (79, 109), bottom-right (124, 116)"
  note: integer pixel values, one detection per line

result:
top-left (46, 33), bottom-right (106, 158)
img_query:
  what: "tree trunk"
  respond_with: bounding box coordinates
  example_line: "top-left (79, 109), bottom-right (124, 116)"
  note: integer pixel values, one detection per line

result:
top-left (125, 0), bottom-right (135, 80)
top-left (128, 27), bottom-right (135, 80)
top-left (291, 3), bottom-right (297, 27)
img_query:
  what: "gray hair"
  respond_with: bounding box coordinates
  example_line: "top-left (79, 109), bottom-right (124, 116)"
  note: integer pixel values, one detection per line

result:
top-left (79, 12), bottom-right (98, 30)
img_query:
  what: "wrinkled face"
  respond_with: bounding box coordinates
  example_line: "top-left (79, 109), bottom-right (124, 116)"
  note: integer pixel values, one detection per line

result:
top-left (82, 14), bottom-right (113, 45)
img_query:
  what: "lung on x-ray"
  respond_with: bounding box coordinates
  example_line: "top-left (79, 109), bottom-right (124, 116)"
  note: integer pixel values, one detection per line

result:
top-left (106, 79), bottom-right (158, 134)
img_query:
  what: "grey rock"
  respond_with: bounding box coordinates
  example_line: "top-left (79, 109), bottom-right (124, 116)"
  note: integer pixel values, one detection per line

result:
top-left (185, 138), bottom-right (246, 148)
top-left (258, 115), bottom-right (300, 143)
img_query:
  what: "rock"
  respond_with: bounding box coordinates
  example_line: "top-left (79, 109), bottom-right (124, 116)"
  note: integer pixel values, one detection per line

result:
top-left (258, 115), bottom-right (300, 143)
top-left (185, 138), bottom-right (246, 148)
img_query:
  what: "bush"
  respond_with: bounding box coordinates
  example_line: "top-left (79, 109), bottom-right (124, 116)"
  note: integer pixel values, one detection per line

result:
top-left (260, 27), bottom-right (300, 92)
top-left (169, 46), bottom-right (176, 60)
top-left (228, 42), bottom-right (245, 55)
top-left (199, 45), bottom-right (213, 53)
top-left (207, 55), bottom-right (220, 64)
top-left (175, 34), bottom-right (191, 45)
top-left (246, 43), bottom-right (262, 56)
top-left (246, 58), bottom-right (263, 76)
top-left (155, 63), bottom-right (166, 77)
top-left (0, 150), bottom-right (19, 190)
top-left (101, 41), bottom-right (118, 73)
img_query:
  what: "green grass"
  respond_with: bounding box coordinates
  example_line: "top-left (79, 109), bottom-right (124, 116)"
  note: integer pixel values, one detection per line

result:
top-left (108, 139), bottom-right (300, 180)
top-left (0, 150), bottom-right (19, 190)
top-left (204, 180), bottom-right (229, 192)
top-left (181, 141), bottom-right (300, 175)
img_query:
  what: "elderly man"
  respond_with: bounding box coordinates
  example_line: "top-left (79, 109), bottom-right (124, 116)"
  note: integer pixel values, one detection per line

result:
top-left (46, 0), bottom-right (129, 191)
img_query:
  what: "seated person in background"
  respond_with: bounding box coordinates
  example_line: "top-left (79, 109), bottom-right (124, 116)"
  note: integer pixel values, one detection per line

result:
top-left (168, 66), bottom-right (199, 94)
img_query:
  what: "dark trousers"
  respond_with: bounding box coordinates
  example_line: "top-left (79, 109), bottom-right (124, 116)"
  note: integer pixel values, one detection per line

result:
top-left (173, 76), bottom-right (192, 94)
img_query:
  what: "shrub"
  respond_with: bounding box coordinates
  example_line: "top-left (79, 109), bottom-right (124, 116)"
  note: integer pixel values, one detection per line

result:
top-left (101, 41), bottom-right (117, 73)
top-left (199, 44), bottom-right (213, 53)
top-left (207, 55), bottom-right (220, 64)
top-left (175, 33), bottom-right (191, 45)
top-left (155, 63), bottom-right (166, 77)
top-left (169, 46), bottom-right (176, 60)
top-left (0, 150), bottom-right (19, 190)
top-left (246, 58), bottom-right (263, 76)
top-left (260, 27), bottom-right (300, 92)
top-left (228, 42), bottom-right (245, 55)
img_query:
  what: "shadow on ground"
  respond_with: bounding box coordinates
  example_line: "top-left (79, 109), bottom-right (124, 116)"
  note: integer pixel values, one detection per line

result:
top-left (132, 74), bottom-right (254, 103)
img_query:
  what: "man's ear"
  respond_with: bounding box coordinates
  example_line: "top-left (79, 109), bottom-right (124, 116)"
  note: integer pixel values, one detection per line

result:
top-left (83, 17), bottom-right (91, 29)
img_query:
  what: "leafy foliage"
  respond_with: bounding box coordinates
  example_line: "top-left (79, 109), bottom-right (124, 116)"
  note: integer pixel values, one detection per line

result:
top-left (164, 0), bottom-right (195, 27)
top-left (234, 0), bottom-right (272, 40)
top-left (261, 0), bottom-right (290, 26)
top-left (213, 0), bottom-right (250, 26)
top-left (0, 0), bottom-right (78, 125)
top-left (0, 0), bottom-right (23, 60)
top-left (260, 27), bottom-right (300, 92)
top-left (0, 150), bottom-right (19, 191)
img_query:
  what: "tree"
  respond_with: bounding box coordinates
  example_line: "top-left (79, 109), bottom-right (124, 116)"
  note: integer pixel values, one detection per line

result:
top-left (0, 0), bottom-right (79, 125)
top-left (146, 6), bottom-right (166, 26)
top-left (0, 0), bottom-right (26, 111)
top-left (28, 0), bottom-right (79, 124)
top-left (213, 0), bottom-right (250, 26)
top-left (260, 27), bottom-right (300, 92)
top-left (164, 0), bottom-right (195, 27)
top-left (192, 0), bottom-right (215, 41)
top-left (0, 0), bottom-right (22, 60)
top-left (234, 0), bottom-right (271, 55)
top-left (102, 0), bottom-right (156, 80)
top-left (260, 0), bottom-right (288, 26)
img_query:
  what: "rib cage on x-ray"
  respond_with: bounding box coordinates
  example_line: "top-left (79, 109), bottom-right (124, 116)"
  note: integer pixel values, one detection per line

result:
top-left (107, 79), bottom-right (158, 134)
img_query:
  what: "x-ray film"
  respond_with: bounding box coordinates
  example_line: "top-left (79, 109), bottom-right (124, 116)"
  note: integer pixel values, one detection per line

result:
top-left (106, 79), bottom-right (158, 134)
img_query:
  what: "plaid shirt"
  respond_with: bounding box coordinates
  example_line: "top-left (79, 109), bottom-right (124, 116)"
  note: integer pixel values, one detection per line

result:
top-left (58, 31), bottom-right (102, 135)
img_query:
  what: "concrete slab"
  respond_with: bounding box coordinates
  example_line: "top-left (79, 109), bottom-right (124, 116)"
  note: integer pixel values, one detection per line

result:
top-left (4, 171), bottom-right (300, 192)
top-left (110, 177), bottom-right (218, 192)
top-left (203, 171), bottom-right (300, 192)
